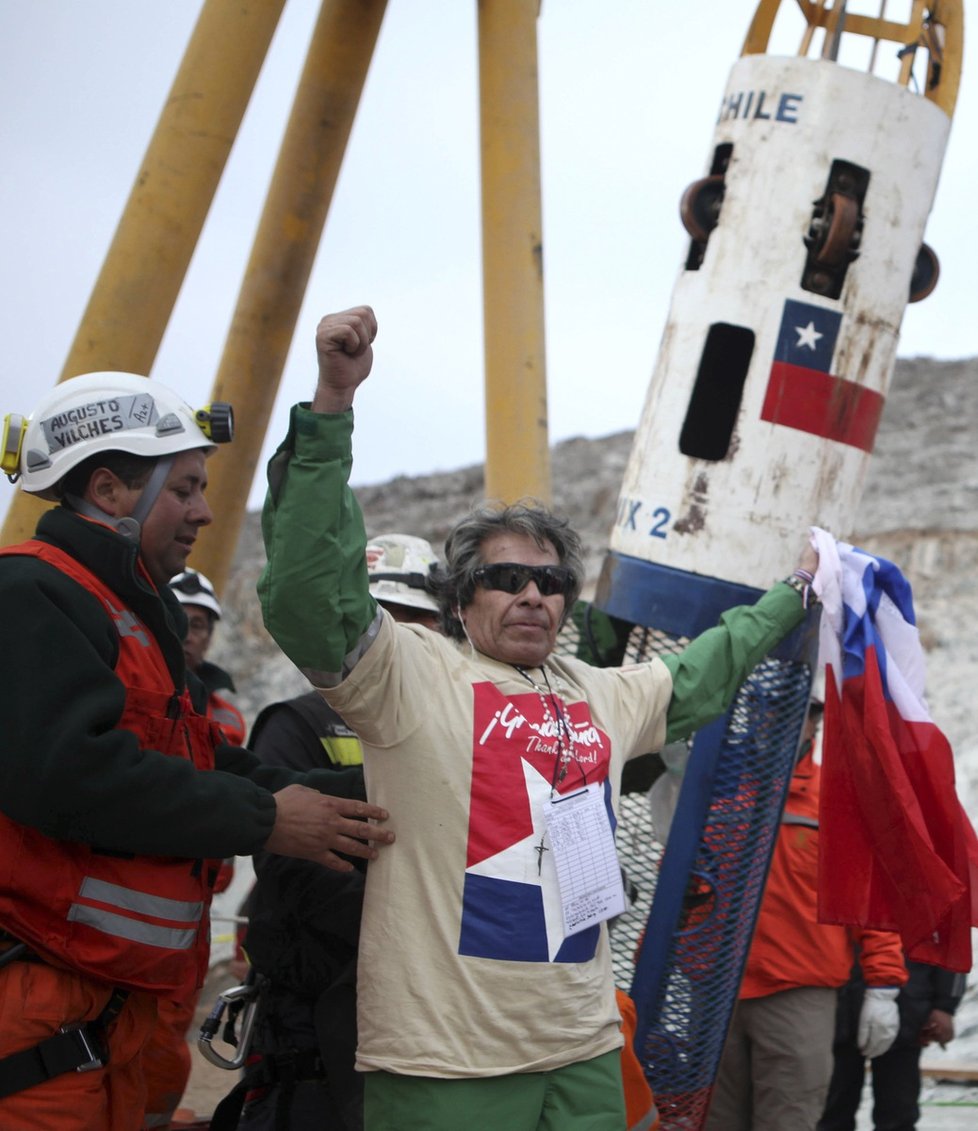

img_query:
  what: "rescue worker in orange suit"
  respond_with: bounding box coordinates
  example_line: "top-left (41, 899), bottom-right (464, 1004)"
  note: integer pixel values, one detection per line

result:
top-left (171, 568), bottom-right (243, 904)
top-left (132, 570), bottom-right (248, 1129)
top-left (704, 699), bottom-right (907, 1131)
top-left (171, 568), bottom-right (246, 747)
top-left (0, 373), bottom-right (393, 1131)
top-left (172, 566), bottom-right (245, 896)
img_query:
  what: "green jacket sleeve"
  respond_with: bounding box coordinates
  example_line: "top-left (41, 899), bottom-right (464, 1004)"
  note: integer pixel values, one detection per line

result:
top-left (259, 405), bottom-right (377, 674)
top-left (661, 583), bottom-right (808, 743)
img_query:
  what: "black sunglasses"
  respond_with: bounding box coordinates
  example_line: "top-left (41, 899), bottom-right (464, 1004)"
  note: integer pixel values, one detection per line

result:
top-left (473, 562), bottom-right (574, 598)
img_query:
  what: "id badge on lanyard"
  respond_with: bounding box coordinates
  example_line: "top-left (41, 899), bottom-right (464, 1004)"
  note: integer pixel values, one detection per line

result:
top-left (544, 783), bottom-right (626, 938)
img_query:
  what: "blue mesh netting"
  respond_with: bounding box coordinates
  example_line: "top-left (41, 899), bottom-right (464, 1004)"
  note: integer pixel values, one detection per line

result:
top-left (559, 611), bottom-right (816, 1129)
top-left (631, 656), bottom-right (813, 1128)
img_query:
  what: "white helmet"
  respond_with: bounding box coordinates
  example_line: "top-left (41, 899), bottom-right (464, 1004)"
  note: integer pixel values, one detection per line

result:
top-left (170, 569), bottom-right (222, 620)
top-left (366, 534), bottom-right (440, 612)
top-left (2, 372), bottom-right (233, 500)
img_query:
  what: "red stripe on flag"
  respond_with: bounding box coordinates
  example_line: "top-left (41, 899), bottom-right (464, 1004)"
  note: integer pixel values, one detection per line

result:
top-left (761, 362), bottom-right (884, 452)
top-left (818, 652), bottom-right (978, 972)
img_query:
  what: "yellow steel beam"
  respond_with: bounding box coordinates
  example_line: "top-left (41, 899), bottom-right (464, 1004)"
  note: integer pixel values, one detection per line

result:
top-left (1, 0), bottom-right (286, 548)
top-left (743, 0), bottom-right (781, 52)
top-left (189, 0), bottom-right (388, 594)
top-left (478, 0), bottom-right (551, 505)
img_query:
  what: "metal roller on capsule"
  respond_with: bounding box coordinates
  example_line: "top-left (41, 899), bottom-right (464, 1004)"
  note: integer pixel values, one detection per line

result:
top-left (591, 3), bottom-right (963, 1125)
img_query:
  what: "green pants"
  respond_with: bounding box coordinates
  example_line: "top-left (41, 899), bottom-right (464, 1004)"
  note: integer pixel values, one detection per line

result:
top-left (364, 1048), bottom-right (627, 1130)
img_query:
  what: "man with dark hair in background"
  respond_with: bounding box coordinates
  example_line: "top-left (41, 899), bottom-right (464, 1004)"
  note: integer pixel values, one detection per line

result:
top-left (171, 567), bottom-right (246, 746)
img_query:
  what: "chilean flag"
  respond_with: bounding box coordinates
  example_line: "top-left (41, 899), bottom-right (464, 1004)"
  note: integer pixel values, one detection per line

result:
top-left (760, 299), bottom-right (884, 452)
top-left (458, 682), bottom-right (613, 964)
top-left (813, 530), bottom-right (978, 971)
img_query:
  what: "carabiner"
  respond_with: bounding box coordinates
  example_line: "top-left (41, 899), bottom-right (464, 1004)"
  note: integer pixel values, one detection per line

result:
top-left (197, 980), bottom-right (261, 1070)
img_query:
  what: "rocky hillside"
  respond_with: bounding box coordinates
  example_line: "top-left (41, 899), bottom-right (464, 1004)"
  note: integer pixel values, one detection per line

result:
top-left (209, 355), bottom-right (978, 1058)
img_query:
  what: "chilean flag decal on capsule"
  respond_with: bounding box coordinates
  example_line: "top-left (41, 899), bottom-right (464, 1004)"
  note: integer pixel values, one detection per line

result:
top-left (760, 298), bottom-right (884, 453)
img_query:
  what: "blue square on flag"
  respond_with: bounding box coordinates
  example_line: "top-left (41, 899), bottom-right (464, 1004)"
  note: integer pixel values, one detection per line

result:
top-left (774, 299), bottom-right (842, 371)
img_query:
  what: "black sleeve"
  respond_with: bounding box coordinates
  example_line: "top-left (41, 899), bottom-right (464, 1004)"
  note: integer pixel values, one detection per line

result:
top-left (248, 703), bottom-right (325, 772)
top-left (186, 668), bottom-right (210, 716)
top-left (932, 967), bottom-right (968, 1015)
top-left (217, 730), bottom-right (366, 800)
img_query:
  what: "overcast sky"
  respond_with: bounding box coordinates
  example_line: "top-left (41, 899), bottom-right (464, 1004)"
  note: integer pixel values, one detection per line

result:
top-left (2, 1), bottom-right (975, 512)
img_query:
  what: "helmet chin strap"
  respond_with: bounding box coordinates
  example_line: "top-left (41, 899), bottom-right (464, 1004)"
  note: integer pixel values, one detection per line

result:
top-left (64, 455), bottom-right (175, 544)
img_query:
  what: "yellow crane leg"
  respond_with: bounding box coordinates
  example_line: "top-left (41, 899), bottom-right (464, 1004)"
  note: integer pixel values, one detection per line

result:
top-left (478, 0), bottom-right (551, 505)
top-left (1, 0), bottom-right (286, 547)
top-left (190, 0), bottom-right (388, 594)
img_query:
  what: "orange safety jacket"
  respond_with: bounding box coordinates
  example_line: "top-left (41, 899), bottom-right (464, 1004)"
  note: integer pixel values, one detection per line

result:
top-left (739, 745), bottom-right (907, 999)
top-left (205, 693), bottom-right (245, 893)
top-left (209, 691), bottom-right (246, 747)
top-left (0, 540), bottom-right (222, 998)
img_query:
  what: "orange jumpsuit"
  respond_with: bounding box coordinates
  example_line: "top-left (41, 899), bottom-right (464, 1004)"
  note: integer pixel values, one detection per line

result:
top-left (617, 989), bottom-right (661, 1131)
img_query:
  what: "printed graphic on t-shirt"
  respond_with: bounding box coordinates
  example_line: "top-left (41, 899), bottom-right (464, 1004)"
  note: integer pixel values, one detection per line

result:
top-left (459, 683), bottom-right (613, 963)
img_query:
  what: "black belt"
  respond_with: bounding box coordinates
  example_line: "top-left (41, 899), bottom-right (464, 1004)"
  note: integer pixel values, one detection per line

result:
top-left (0, 941), bottom-right (30, 970)
top-left (0, 933), bottom-right (130, 1099)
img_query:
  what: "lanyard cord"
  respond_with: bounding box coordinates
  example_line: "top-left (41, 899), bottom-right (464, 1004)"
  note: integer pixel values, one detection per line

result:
top-left (513, 665), bottom-right (591, 875)
top-left (513, 664), bottom-right (582, 792)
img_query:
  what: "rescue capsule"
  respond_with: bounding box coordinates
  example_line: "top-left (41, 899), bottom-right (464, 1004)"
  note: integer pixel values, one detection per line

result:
top-left (597, 0), bottom-right (962, 632)
top-left (595, 5), bottom-right (963, 1126)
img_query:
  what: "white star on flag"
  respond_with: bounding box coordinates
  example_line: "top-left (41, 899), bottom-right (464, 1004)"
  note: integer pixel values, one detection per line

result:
top-left (465, 756), bottom-right (568, 960)
top-left (794, 321), bottom-right (824, 350)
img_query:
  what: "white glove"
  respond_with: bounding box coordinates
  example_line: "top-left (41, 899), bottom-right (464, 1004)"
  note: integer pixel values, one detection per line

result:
top-left (857, 987), bottom-right (900, 1059)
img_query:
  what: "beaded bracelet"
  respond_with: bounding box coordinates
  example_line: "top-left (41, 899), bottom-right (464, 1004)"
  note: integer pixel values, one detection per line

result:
top-left (784, 569), bottom-right (820, 608)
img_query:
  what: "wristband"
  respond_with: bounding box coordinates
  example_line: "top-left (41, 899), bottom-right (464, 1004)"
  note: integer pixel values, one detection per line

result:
top-left (784, 571), bottom-right (820, 608)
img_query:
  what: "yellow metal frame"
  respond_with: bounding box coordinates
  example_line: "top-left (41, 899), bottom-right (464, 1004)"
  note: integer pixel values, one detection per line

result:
top-left (743, 0), bottom-right (963, 116)
top-left (0, 0), bottom-right (288, 549)
top-left (191, 0), bottom-right (388, 593)
top-left (479, 0), bottom-right (551, 507)
top-left (1, 0), bottom-right (552, 590)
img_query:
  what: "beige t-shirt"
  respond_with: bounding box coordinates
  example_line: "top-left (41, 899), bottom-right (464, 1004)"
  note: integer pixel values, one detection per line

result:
top-left (323, 613), bottom-right (672, 1078)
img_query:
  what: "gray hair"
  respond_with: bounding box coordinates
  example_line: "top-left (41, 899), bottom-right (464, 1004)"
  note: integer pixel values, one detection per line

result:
top-left (435, 501), bottom-right (584, 641)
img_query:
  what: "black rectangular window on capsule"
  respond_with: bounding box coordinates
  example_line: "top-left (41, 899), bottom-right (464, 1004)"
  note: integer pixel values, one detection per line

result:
top-left (679, 323), bottom-right (755, 461)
